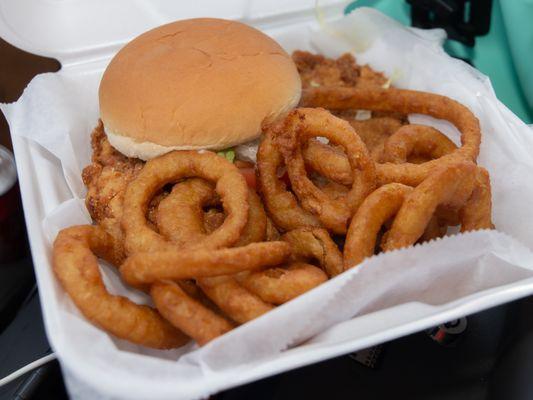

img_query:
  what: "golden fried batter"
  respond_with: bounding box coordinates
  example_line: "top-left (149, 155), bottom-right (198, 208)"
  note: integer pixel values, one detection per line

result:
top-left (82, 122), bottom-right (144, 242)
top-left (292, 51), bottom-right (388, 89)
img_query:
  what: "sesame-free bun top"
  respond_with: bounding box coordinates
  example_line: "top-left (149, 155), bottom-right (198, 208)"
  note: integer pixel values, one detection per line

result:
top-left (99, 18), bottom-right (301, 160)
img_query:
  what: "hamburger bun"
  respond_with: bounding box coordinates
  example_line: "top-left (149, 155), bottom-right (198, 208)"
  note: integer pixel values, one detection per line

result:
top-left (99, 18), bottom-right (301, 160)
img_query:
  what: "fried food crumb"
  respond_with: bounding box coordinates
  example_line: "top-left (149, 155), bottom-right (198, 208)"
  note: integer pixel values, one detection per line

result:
top-left (292, 51), bottom-right (388, 89)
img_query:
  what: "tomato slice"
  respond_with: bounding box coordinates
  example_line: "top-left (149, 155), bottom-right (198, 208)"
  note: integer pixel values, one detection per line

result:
top-left (238, 167), bottom-right (257, 190)
top-left (235, 160), bottom-right (255, 169)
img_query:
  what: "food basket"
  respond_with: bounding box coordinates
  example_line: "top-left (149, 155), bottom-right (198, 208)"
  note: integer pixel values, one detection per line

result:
top-left (2, 1), bottom-right (533, 399)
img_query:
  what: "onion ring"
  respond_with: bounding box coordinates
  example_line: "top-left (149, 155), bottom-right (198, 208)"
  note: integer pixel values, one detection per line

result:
top-left (302, 125), bottom-right (460, 187)
top-left (197, 276), bottom-right (274, 323)
top-left (157, 178), bottom-right (266, 247)
top-left (236, 263), bottom-right (327, 305)
top-left (318, 180), bottom-right (350, 200)
top-left (151, 281), bottom-right (233, 346)
top-left (344, 183), bottom-right (413, 268)
top-left (120, 241), bottom-right (291, 286)
top-left (303, 140), bottom-right (353, 186)
top-left (155, 178), bottom-right (218, 248)
top-left (234, 190), bottom-right (267, 245)
top-left (381, 124), bottom-right (458, 163)
top-left (301, 87), bottom-right (481, 186)
top-left (257, 129), bottom-right (321, 231)
top-left (156, 178), bottom-right (273, 323)
top-left (460, 167), bottom-right (494, 232)
top-left (345, 163), bottom-right (493, 267)
top-left (177, 279), bottom-right (222, 313)
top-left (281, 227), bottom-right (343, 277)
top-left (382, 162), bottom-right (479, 250)
top-left (122, 150), bottom-right (249, 253)
top-left (232, 227), bottom-right (338, 304)
top-left (275, 108), bottom-right (376, 233)
top-left (52, 225), bottom-right (188, 349)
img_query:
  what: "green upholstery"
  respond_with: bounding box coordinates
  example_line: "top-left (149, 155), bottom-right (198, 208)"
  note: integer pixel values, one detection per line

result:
top-left (345, 0), bottom-right (533, 123)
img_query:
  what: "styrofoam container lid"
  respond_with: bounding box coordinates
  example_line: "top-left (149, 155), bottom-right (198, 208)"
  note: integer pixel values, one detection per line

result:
top-left (0, 0), bottom-right (346, 65)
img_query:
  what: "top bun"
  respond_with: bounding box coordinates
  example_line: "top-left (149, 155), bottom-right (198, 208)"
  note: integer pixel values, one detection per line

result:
top-left (99, 18), bottom-right (301, 160)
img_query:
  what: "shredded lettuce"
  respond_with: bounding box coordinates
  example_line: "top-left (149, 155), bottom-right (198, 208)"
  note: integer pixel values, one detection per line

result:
top-left (217, 148), bottom-right (235, 163)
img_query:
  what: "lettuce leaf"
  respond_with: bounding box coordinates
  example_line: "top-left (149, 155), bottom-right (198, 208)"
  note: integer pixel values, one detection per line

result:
top-left (216, 148), bottom-right (235, 163)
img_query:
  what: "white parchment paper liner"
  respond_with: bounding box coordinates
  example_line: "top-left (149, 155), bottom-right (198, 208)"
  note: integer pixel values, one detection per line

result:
top-left (2, 8), bottom-right (533, 400)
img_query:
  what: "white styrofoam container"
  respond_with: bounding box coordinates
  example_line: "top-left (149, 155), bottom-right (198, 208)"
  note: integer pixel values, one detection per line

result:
top-left (3, 1), bottom-right (533, 399)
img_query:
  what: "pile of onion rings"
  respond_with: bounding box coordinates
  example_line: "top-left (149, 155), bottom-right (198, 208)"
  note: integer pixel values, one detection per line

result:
top-left (53, 60), bottom-right (494, 349)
